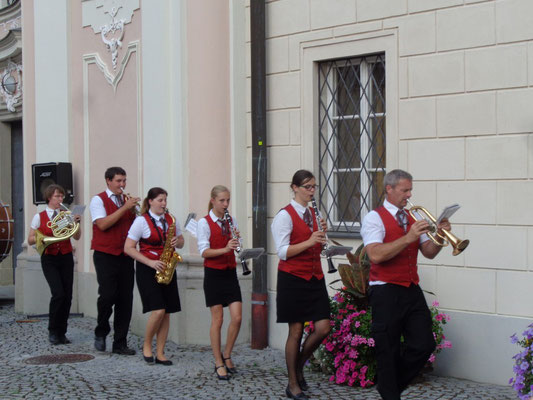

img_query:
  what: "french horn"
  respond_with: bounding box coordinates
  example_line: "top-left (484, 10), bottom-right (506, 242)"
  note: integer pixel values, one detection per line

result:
top-left (35, 204), bottom-right (80, 256)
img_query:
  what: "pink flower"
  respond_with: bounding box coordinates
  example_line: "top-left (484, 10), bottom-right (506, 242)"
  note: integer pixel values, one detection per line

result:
top-left (428, 353), bottom-right (436, 363)
top-left (432, 300), bottom-right (440, 307)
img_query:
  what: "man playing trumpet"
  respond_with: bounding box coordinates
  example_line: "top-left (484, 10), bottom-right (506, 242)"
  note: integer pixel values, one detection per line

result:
top-left (89, 166), bottom-right (139, 355)
top-left (361, 169), bottom-right (451, 400)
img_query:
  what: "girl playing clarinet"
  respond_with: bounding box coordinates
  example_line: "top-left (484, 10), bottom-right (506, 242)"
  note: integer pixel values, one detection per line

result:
top-left (197, 185), bottom-right (242, 381)
top-left (271, 170), bottom-right (331, 400)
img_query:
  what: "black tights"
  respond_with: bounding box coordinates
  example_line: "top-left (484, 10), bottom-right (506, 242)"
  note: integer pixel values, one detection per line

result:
top-left (285, 319), bottom-right (330, 393)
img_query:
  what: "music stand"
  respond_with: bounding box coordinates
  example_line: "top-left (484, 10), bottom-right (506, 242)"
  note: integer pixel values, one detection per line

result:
top-left (324, 245), bottom-right (353, 258)
top-left (239, 248), bottom-right (265, 261)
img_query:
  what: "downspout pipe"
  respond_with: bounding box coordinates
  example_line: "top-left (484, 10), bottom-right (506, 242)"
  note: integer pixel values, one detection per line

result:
top-left (250, 0), bottom-right (268, 350)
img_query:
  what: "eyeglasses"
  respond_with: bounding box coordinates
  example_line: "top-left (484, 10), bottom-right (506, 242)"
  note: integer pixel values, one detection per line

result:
top-left (300, 184), bottom-right (319, 191)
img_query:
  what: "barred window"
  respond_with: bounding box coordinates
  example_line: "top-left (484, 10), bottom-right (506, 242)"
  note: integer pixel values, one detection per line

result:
top-left (318, 54), bottom-right (386, 236)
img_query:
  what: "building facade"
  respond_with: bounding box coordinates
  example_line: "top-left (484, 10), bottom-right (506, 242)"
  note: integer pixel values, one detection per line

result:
top-left (8, 0), bottom-right (533, 387)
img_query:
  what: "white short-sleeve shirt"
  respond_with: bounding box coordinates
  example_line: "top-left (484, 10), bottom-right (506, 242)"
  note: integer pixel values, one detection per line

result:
top-left (271, 199), bottom-right (313, 261)
top-left (89, 189), bottom-right (122, 223)
top-left (127, 210), bottom-right (183, 242)
top-left (30, 207), bottom-right (60, 230)
top-left (197, 209), bottom-right (238, 256)
top-left (360, 199), bottom-right (428, 285)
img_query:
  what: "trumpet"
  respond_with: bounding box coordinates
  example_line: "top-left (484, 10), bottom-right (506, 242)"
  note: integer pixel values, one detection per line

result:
top-left (311, 197), bottom-right (337, 274)
top-left (406, 199), bottom-right (469, 256)
top-left (223, 208), bottom-right (251, 275)
top-left (119, 188), bottom-right (141, 215)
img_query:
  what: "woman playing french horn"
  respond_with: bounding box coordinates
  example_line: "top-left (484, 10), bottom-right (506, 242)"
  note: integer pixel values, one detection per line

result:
top-left (124, 187), bottom-right (184, 366)
top-left (27, 184), bottom-right (82, 346)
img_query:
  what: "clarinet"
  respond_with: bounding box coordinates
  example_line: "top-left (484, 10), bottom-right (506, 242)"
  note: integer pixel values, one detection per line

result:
top-left (311, 197), bottom-right (337, 274)
top-left (223, 209), bottom-right (251, 276)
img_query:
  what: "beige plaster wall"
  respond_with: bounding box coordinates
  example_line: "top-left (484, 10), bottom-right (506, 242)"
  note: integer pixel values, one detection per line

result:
top-left (257, 0), bottom-right (533, 385)
top-left (186, 0), bottom-right (232, 232)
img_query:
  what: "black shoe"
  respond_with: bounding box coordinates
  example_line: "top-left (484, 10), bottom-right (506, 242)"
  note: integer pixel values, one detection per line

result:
top-left (49, 333), bottom-right (60, 345)
top-left (58, 335), bottom-right (71, 345)
top-left (285, 385), bottom-right (308, 400)
top-left (214, 364), bottom-right (230, 381)
top-left (143, 354), bottom-right (154, 364)
top-left (112, 346), bottom-right (136, 355)
top-left (155, 358), bottom-right (173, 366)
top-left (94, 336), bottom-right (106, 352)
top-left (297, 377), bottom-right (309, 391)
top-left (222, 355), bottom-right (237, 374)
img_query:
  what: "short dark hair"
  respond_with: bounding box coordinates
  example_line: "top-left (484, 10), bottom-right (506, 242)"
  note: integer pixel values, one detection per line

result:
top-left (105, 167), bottom-right (127, 181)
top-left (44, 184), bottom-right (65, 204)
top-left (290, 169), bottom-right (315, 189)
top-left (383, 169), bottom-right (413, 189)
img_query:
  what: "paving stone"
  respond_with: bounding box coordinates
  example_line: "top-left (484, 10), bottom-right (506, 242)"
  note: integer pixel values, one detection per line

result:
top-left (0, 303), bottom-right (516, 399)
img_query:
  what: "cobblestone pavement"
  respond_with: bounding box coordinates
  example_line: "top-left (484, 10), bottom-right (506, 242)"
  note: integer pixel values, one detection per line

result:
top-left (0, 300), bottom-right (515, 400)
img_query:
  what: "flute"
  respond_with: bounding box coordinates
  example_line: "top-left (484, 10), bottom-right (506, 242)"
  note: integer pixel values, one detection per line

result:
top-left (310, 197), bottom-right (337, 274)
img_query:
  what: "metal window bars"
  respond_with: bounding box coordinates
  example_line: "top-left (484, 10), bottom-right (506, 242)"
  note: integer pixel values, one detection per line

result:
top-left (318, 54), bottom-right (386, 235)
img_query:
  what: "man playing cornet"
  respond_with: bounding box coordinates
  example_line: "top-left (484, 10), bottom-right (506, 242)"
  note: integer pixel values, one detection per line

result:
top-left (361, 169), bottom-right (451, 400)
top-left (89, 166), bottom-right (140, 355)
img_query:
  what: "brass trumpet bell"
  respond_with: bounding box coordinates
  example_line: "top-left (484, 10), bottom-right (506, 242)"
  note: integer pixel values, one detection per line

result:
top-left (406, 200), bottom-right (469, 256)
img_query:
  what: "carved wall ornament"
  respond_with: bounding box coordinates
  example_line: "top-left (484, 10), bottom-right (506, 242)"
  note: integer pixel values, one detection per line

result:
top-left (82, 0), bottom-right (139, 86)
top-left (100, 6), bottom-right (125, 71)
top-left (0, 15), bottom-right (20, 33)
top-left (0, 60), bottom-right (22, 112)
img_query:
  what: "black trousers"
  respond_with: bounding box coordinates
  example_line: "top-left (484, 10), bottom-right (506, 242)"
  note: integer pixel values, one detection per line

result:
top-left (41, 253), bottom-right (74, 336)
top-left (369, 283), bottom-right (436, 400)
top-left (93, 251), bottom-right (134, 348)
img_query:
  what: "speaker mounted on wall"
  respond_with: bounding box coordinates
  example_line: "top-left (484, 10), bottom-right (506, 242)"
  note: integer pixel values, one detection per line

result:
top-left (32, 162), bottom-right (74, 205)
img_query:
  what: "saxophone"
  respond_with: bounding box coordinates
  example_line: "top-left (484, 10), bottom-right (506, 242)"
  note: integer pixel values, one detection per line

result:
top-left (155, 212), bottom-right (183, 285)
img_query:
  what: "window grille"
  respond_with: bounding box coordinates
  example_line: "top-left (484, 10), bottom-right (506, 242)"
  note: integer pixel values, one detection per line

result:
top-left (318, 54), bottom-right (386, 236)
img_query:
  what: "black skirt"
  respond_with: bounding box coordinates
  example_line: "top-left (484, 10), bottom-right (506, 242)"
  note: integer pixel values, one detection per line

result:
top-left (203, 267), bottom-right (242, 307)
top-left (135, 261), bottom-right (181, 314)
top-left (276, 270), bottom-right (330, 323)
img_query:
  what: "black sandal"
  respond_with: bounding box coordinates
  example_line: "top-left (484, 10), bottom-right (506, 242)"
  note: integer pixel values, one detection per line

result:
top-left (214, 364), bottom-right (230, 380)
top-left (222, 355), bottom-right (237, 374)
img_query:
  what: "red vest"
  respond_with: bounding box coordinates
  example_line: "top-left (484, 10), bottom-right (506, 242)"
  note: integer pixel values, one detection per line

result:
top-left (278, 204), bottom-right (324, 281)
top-left (203, 214), bottom-right (237, 270)
top-left (91, 192), bottom-right (135, 256)
top-left (369, 206), bottom-right (420, 287)
top-left (139, 213), bottom-right (173, 260)
top-left (39, 210), bottom-right (73, 255)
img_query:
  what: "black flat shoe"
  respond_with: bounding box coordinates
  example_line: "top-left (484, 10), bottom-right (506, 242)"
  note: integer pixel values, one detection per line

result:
top-left (222, 355), bottom-right (237, 374)
top-left (112, 346), bottom-right (136, 355)
top-left (214, 364), bottom-right (230, 381)
top-left (285, 385), bottom-right (308, 400)
top-left (94, 336), bottom-right (106, 352)
top-left (49, 333), bottom-right (60, 345)
top-left (155, 358), bottom-right (172, 366)
top-left (143, 354), bottom-right (154, 364)
top-left (59, 335), bottom-right (71, 345)
top-left (297, 377), bottom-right (309, 391)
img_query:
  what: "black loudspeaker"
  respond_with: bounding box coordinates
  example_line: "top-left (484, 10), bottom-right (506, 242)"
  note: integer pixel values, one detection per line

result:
top-left (32, 162), bottom-right (74, 205)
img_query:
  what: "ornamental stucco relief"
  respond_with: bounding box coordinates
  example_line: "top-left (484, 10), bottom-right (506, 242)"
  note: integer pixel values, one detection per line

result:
top-left (0, 60), bottom-right (22, 112)
top-left (82, 0), bottom-right (139, 85)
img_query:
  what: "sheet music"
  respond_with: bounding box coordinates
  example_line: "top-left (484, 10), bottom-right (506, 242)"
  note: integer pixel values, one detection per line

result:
top-left (71, 205), bottom-right (86, 216)
top-left (436, 204), bottom-right (460, 224)
top-left (185, 218), bottom-right (198, 238)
